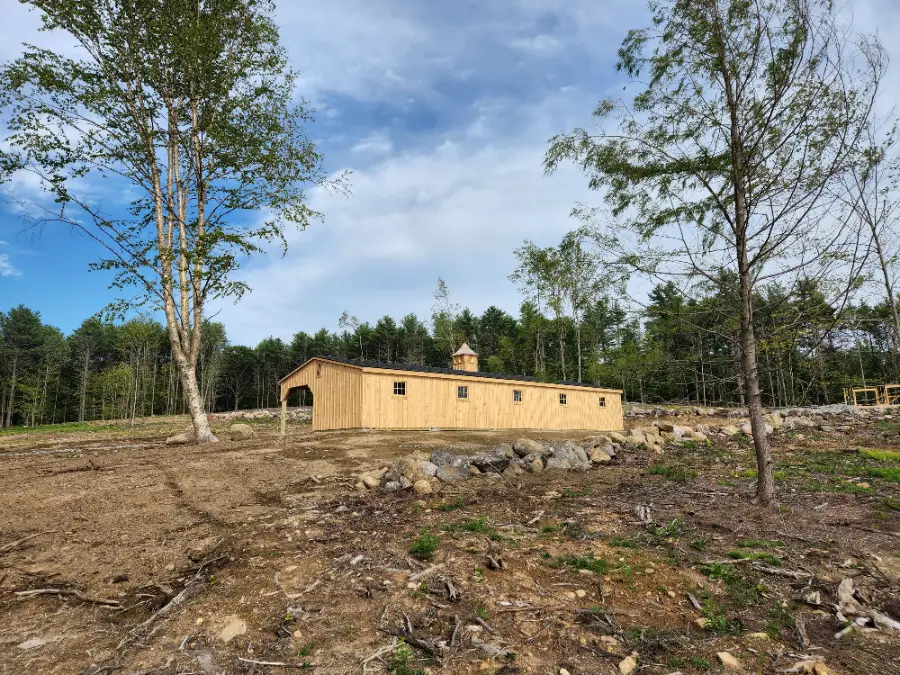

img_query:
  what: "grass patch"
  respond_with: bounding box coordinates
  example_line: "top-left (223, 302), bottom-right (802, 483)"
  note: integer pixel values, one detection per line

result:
top-left (765, 603), bottom-right (796, 639)
top-left (648, 464), bottom-right (697, 482)
top-left (446, 517), bottom-right (505, 541)
top-left (554, 554), bottom-right (609, 575)
top-left (859, 448), bottom-right (900, 462)
top-left (436, 496), bottom-right (465, 512)
top-left (690, 538), bottom-right (710, 551)
top-left (726, 550), bottom-right (781, 566)
top-left (879, 496), bottom-right (900, 511)
top-left (562, 486), bottom-right (592, 498)
top-left (698, 563), bottom-right (764, 607)
top-left (409, 529), bottom-right (440, 561)
top-left (609, 535), bottom-right (642, 548)
top-left (388, 639), bottom-right (426, 675)
top-left (866, 466), bottom-right (900, 482)
top-left (701, 597), bottom-right (739, 635)
top-left (801, 481), bottom-right (873, 494)
top-left (0, 421), bottom-right (120, 436)
top-left (736, 539), bottom-right (783, 549)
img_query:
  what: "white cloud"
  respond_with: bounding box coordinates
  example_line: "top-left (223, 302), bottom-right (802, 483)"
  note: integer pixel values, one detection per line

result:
top-left (509, 35), bottom-right (563, 56)
top-left (213, 90), bottom-right (601, 344)
top-left (0, 243), bottom-right (21, 277)
top-left (350, 132), bottom-right (394, 156)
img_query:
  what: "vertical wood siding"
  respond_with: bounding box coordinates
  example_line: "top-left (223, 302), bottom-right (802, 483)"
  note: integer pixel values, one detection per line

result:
top-left (279, 360), bottom-right (362, 431)
top-left (280, 359), bottom-right (623, 432)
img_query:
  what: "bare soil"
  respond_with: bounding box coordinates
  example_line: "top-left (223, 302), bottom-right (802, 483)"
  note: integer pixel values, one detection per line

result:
top-left (0, 414), bottom-right (898, 674)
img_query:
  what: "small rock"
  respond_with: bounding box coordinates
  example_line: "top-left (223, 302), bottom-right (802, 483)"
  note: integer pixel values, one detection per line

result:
top-left (420, 461), bottom-right (438, 477)
top-left (17, 637), bottom-right (47, 650)
top-left (360, 471), bottom-right (383, 489)
top-left (608, 431), bottom-right (627, 443)
top-left (528, 457), bottom-right (544, 474)
top-left (166, 431), bottom-right (194, 445)
top-left (413, 479), bottom-right (432, 495)
top-left (747, 631), bottom-right (768, 639)
top-left (229, 423), bottom-right (253, 441)
top-left (575, 589), bottom-right (587, 598)
top-left (695, 617), bottom-right (709, 628)
top-left (720, 425), bottom-right (740, 436)
top-left (399, 476), bottom-right (413, 489)
top-left (217, 616), bottom-right (247, 643)
top-left (195, 652), bottom-right (218, 675)
top-left (717, 651), bottom-right (741, 670)
top-left (559, 669), bottom-right (571, 675)
top-left (382, 480), bottom-right (402, 491)
top-left (618, 653), bottom-right (638, 675)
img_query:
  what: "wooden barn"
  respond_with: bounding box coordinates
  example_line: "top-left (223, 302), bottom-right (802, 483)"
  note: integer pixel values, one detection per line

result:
top-left (278, 344), bottom-right (624, 433)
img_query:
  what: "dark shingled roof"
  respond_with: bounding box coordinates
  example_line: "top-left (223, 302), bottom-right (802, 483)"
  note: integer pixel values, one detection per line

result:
top-left (305, 355), bottom-right (612, 390)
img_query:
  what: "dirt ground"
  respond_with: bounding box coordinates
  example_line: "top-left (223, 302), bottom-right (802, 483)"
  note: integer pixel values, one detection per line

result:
top-left (0, 412), bottom-right (898, 674)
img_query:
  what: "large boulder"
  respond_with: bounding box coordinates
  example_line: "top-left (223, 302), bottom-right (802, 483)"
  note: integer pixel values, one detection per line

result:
top-left (544, 456), bottom-right (572, 471)
top-left (470, 454), bottom-right (510, 474)
top-left (436, 465), bottom-right (470, 483)
top-left (413, 479), bottom-right (433, 495)
top-left (229, 423), bottom-right (253, 441)
top-left (397, 457), bottom-right (425, 483)
top-left (166, 432), bottom-right (194, 445)
top-left (589, 447), bottom-right (612, 463)
top-left (513, 438), bottom-right (546, 458)
top-left (608, 431), bottom-right (628, 444)
top-left (552, 442), bottom-right (591, 470)
top-left (429, 451), bottom-right (453, 467)
top-left (420, 461), bottom-right (439, 477)
top-left (528, 456), bottom-right (544, 474)
top-left (741, 422), bottom-right (774, 436)
top-left (503, 457), bottom-right (526, 478)
top-left (359, 468), bottom-right (386, 489)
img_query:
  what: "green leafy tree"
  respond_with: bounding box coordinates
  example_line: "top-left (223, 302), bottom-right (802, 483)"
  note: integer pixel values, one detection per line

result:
top-left (0, 0), bottom-right (337, 441)
top-left (545, 0), bottom-right (884, 504)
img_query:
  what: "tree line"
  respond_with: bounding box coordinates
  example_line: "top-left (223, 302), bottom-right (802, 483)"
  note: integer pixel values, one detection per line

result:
top-left (2, 273), bottom-right (895, 427)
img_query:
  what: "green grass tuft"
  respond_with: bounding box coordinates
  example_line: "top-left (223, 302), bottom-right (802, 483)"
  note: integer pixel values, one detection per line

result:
top-left (866, 466), bottom-right (900, 482)
top-left (860, 448), bottom-right (900, 462)
top-left (409, 529), bottom-right (440, 561)
top-left (648, 464), bottom-right (697, 482)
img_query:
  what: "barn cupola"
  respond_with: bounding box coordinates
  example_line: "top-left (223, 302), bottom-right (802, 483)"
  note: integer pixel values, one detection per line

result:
top-left (452, 343), bottom-right (478, 372)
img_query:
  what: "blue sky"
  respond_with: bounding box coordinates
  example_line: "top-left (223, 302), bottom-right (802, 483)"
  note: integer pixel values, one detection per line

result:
top-left (2, 0), bottom-right (899, 344)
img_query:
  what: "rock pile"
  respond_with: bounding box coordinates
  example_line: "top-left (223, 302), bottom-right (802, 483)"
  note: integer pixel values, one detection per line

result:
top-left (355, 436), bottom-right (622, 493)
top-left (212, 407), bottom-right (312, 423)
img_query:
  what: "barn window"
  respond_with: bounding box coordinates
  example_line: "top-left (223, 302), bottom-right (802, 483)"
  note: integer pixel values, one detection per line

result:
top-left (559, 393), bottom-right (567, 405)
top-left (458, 385), bottom-right (468, 400)
top-left (513, 390), bottom-right (523, 403)
top-left (393, 381), bottom-right (406, 396)
top-left (599, 396), bottom-right (606, 407)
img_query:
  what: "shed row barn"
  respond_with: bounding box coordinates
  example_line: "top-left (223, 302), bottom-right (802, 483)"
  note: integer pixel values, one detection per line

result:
top-left (278, 344), bottom-right (624, 433)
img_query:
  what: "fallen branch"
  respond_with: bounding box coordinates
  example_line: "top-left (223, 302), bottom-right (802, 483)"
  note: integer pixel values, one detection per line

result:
top-left (0, 531), bottom-right (55, 555)
top-left (752, 564), bottom-right (812, 580)
top-left (117, 554), bottom-right (225, 650)
top-left (238, 658), bottom-right (314, 668)
top-left (361, 642), bottom-right (395, 675)
top-left (408, 564), bottom-right (444, 583)
top-left (14, 587), bottom-right (121, 607)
